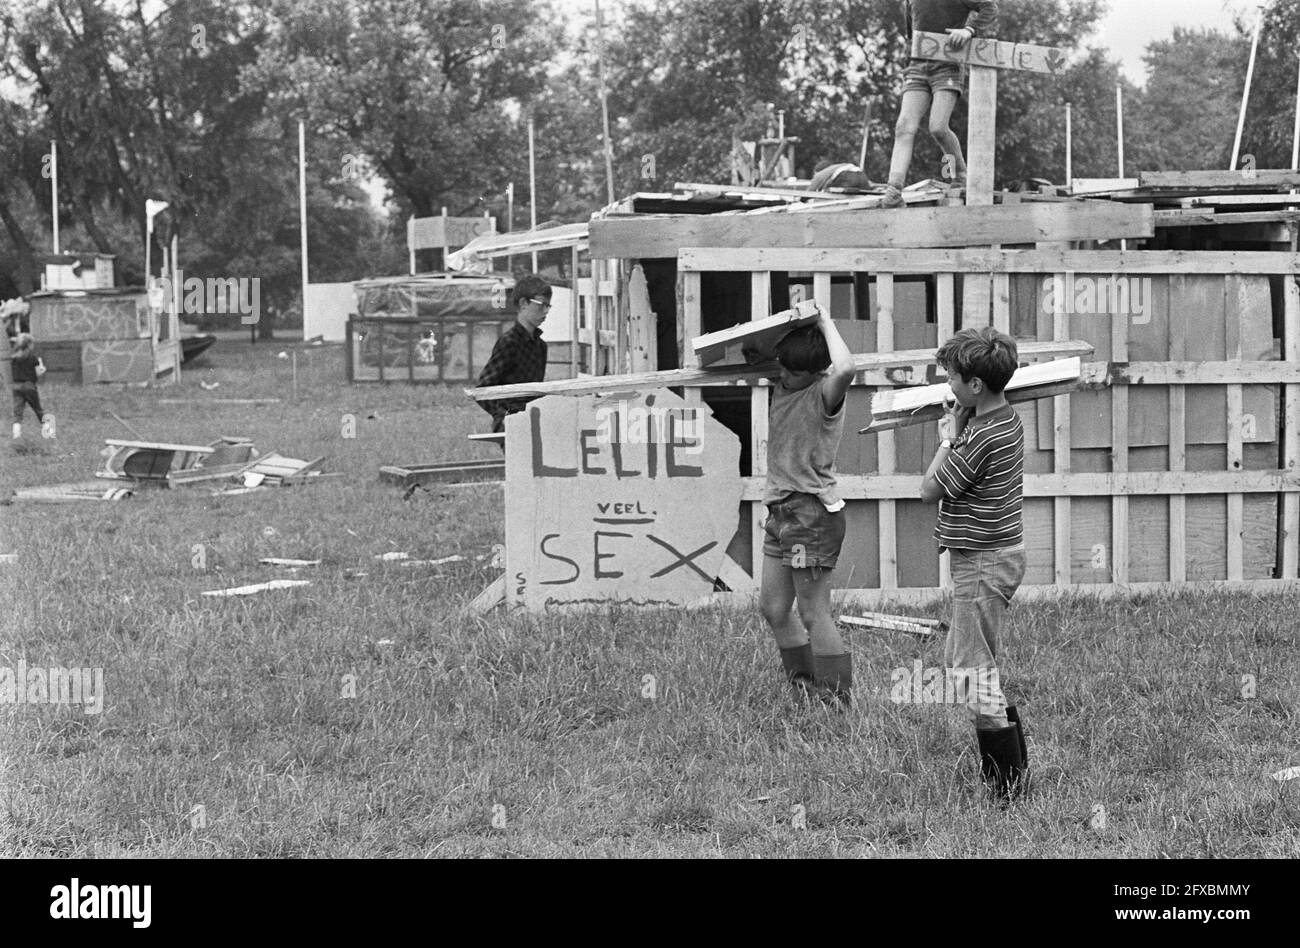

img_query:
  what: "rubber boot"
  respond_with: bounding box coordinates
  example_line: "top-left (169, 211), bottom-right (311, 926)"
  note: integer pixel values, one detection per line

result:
top-left (779, 644), bottom-right (815, 700)
top-left (977, 724), bottom-right (1024, 803)
top-left (812, 653), bottom-right (852, 710)
top-left (1006, 705), bottom-right (1031, 797)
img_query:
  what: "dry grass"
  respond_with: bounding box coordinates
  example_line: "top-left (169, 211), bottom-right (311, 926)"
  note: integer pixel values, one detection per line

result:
top-left (2, 335), bottom-right (1299, 857)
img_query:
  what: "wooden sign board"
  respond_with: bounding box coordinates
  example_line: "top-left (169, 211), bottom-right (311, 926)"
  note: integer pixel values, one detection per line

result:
top-left (910, 31), bottom-right (1068, 75)
top-left (504, 389), bottom-right (742, 609)
top-left (692, 300), bottom-right (822, 367)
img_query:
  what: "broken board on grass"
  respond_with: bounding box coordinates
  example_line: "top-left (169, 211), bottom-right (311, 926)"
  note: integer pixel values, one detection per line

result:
top-left (503, 388), bottom-right (741, 610)
top-left (379, 459), bottom-right (505, 488)
top-left (861, 357), bottom-right (1086, 433)
top-left (8, 481), bottom-right (134, 504)
top-left (691, 299), bottom-right (822, 368)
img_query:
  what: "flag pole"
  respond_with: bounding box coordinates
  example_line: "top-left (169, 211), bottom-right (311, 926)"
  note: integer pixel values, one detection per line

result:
top-left (299, 120), bottom-right (309, 339)
top-left (1231, 5), bottom-right (1266, 171)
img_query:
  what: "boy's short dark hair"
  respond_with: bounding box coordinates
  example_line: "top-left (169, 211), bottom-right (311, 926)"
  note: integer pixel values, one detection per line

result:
top-left (774, 325), bottom-right (831, 373)
top-left (936, 326), bottom-right (1018, 393)
top-left (509, 275), bottom-right (552, 309)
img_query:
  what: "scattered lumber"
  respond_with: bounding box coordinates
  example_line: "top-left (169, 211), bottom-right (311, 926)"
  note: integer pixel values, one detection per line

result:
top-left (861, 357), bottom-right (1087, 433)
top-left (7, 481), bottom-right (134, 504)
top-left (691, 299), bottom-right (822, 367)
top-left (464, 340), bottom-right (1095, 402)
top-left (99, 440), bottom-right (214, 480)
top-left (201, 580), bottom-right (311, 598)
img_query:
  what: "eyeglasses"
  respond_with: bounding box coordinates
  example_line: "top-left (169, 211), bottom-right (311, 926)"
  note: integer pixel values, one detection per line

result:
top-left (527, 298), bottom-right (552, 309)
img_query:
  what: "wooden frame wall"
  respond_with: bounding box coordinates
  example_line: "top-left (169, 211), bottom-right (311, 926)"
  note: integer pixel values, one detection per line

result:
top-left (679, 247), bottom-right (1300, 600)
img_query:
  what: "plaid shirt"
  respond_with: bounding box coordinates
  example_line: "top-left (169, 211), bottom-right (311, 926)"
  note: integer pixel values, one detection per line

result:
top-left (476, 321), bottom-right (547, 431)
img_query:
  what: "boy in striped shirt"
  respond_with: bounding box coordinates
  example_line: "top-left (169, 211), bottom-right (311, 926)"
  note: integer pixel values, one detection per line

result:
top-left (920, 326), bottom-right (1028, 802)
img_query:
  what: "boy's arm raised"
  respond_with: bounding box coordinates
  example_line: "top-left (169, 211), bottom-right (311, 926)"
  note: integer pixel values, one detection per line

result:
top-left (818, 309), bottom-right (856, 415)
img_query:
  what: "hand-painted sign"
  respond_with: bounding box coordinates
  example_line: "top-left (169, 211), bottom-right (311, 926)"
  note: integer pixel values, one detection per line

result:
top-left (504, 388), bottom-right (742, 609)
top-left (910, 31), bottom-right (1068, 75)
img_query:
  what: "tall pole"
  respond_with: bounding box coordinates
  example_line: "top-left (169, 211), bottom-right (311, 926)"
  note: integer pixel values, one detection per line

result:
top-left (1291, 49), bottom-right (1300, 172)
top-left (1115, 82), bottom-right (1125, 178)
top-left (1065, 101), bottom-right (1073, 188)
top-left (506, 182), bottom-right (515, 273)
top-left (50, 140), bottom-right (59, 255)
top-left (594, 0), bottom-right (616, 205)
top-left (145, 214), bottom-right (152, 290)
top-left (1231, 5), bottom-right (1266, 171)
top-left (299, 120), bottom-right (309, 339)
top-left (528, 117), bottom-right (538, 271)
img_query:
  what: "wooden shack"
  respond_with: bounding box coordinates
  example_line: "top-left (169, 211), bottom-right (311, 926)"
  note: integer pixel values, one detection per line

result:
top-left (491, 175), bottom-right (1300, 604)
top-left (28, 286), bottom-right (180, 385)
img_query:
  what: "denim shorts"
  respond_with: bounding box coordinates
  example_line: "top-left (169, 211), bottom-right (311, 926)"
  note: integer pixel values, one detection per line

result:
top-left (902, 59), bottom-right (965, 96)
top-left (763, 493), bottom-right (846, 569)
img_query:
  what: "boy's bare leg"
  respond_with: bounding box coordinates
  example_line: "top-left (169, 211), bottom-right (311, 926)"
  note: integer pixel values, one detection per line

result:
top-left (927, 89), bottom-right (966, 184)
top-left (760, 555), bottom-right (806, 647)
top-left (886, 89), bottom-right (933, 190)
top-left (761, 556), bottom-right (815, 692)
top-left (793, 567), bottom-right (851, 705)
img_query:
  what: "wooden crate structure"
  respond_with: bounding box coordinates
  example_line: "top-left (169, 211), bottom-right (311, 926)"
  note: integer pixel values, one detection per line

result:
top-left (27, 289), bottom-right (180, 384)
top-left (677, 247), bottom-right (1300, 601)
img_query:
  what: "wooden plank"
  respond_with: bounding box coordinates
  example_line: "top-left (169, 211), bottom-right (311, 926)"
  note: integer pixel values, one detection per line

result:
top-left (738, 471), bottom-right (1300, 501)
top-left (965, 65), bottom-right (997, 207)
top-left (1111, 308), bottom-right (1129, 585)
top-left (1226, 275), bottom-right (1246, 581)
top-left (936, 273), bottom-right (955, 590)
top-left (466, 339), bottom-right (1093, 401)
top-left (1186, 194), bottom-right (1300, 207)
top-left (1169, 277), bottom-right (1187, 583)
top-left (864, 357), bottom-right (1083, 431)
top-left (751, 271), bottom-right (772, 582)
top-left (1285, 272), bottom-right (1300, 577)
top-left (1156, 209), bottom-right (1300, 228)
top-left (681, 271), bottom-right (703, 408)
top-left (877, 274), bottom-right (898, 590)
top-left (592, 203), bottom-right (1156, 259)
top-left (466, 575), bottom-right (506, 614)
top-left (692, 299), bottom-right (820, 367)
top-left (992, 273), bottom-right (1011, 333)
top-left (910, 31), bottom-right (1069, 76)
top-left (1071, 178), bottom-right (1141, 195)
top-left (1053, 289), bottom-right (1071, 586)
top-left (1140, 169), bottom-right (1300, 190)
top-left (678, 247), bottom-right (1300, 275)
top-left (1109, 361), bottom-right (1300, 384)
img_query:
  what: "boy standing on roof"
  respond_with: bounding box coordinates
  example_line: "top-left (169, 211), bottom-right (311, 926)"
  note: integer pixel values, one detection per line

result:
top-left (882, 0), bottom-right (998, 207)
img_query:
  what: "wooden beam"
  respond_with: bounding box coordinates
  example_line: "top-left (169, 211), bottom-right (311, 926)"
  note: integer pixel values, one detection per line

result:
top-left (464, 340), bottom-right (1094, 401)
top-left (864, 358), bottom-right (1084, 432)
top-left (1169, 275), bottom-right (1187, 584)
top-left (1140, 169), bottom-right (1300, 190)
top-left (750, 271), bottom-right (771, 583)
top-left (910, 31), bottom-right (1069, 76)
top-left (1111, 307), bottom-right (1129, 585)
top-left (737, 471), bottom-right (1300, 501)
top-left (591, 202), bottom-right (1155, 258)
top-left (691, 299), bottom-right (820, 367)
top-left (678, 247), bottom-right (1300, 275)
top-left (1285, 273), bottom-right (1300, 577)
top-left (1053, 293), bottom-right (1071, 586)
top-left (877, 274), bottom-right (898, 590)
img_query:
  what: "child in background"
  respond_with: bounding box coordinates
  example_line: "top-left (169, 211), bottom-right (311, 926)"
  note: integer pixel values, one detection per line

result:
top-left (882, 0), bottom-right (998, 207)
top-left (919, 326), bottom-right (1027, 801)
top-left (758, 309), bottom-right (858, 707)
top-left (10, 333), bottom-right (48, 440)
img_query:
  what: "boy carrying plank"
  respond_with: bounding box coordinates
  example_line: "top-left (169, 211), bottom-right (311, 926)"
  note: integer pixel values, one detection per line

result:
top-left (919, 326), bottom-right (1028, 801)
top-left (758, 311), bottom-right (858, 708)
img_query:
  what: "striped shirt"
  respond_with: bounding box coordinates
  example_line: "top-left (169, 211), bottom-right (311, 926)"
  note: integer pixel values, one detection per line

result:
top-left (934, 404), bottom-right (1023, 550)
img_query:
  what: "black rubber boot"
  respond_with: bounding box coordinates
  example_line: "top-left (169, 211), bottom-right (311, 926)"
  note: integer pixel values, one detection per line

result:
top-left (1006, 705), bottom-right (1030, 794)
top-left (812, 653), bottom-right (852, 710)
top-left (779, 644), bottom-right (815, 699)
top-left (977, 725), bottom-right (1025, 803)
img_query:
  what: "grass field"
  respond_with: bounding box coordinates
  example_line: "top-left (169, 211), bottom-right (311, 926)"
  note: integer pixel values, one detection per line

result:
top-left (2, 335), bottom-right (1299, 858)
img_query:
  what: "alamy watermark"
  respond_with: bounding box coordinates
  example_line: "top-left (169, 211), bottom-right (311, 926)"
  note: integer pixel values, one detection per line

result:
top-left (890, 661), bottom-right (1000, 705)
top-left (149, 269), bottom-right (260, 324)
top-left (594, 396), bottom-right (704, 454)
top-left (0, 661), bottom-right (104, 714)
top-left (1041, 271), bottom-right (1152, 324)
